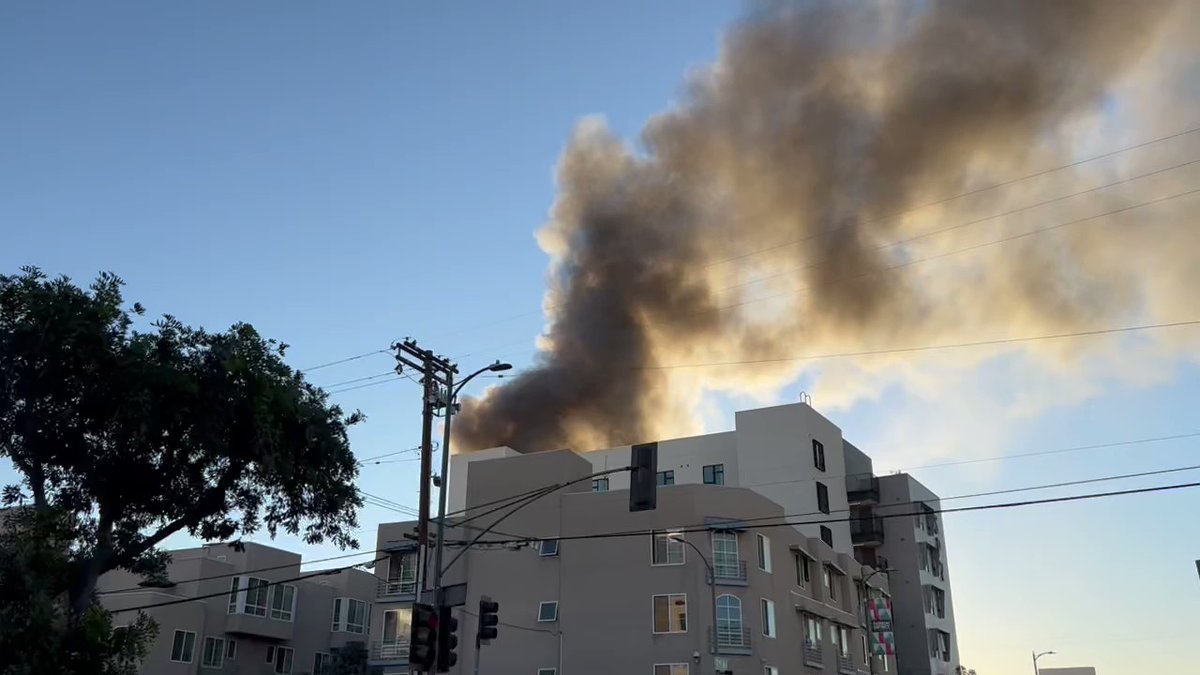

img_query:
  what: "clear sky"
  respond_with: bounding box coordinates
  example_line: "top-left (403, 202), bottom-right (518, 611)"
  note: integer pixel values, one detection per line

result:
top-left (2, 3), bottom-right (1197, 673)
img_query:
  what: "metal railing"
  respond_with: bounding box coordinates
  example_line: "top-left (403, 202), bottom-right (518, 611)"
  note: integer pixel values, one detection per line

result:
top-left (837, 654), bottom-right (856, 674)
top-left (710, 625), bottom-right (752, 651)
top-left (712, 558), bottom-right (747, 582)
top-left (370, 639), bottom-right (410, 661)
top-left (846, 475), bottom-right (879, 503)
top-left (851, 516), bottom-right (885, 545)
top-left (377, 577), bottom-right (417, 598)
top-left (803, 643), bottom-right (824, 668)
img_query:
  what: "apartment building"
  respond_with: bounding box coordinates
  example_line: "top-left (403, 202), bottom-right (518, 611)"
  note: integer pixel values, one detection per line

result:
top-left (371, 401), bottom-right (921, 675)
top-left (845, 447), bottom-right (960, 675)
top-left (97, 542), bottom-right (377, 675)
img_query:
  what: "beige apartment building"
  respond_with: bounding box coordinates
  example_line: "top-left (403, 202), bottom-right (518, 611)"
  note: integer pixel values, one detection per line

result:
top-left (368, 402), bottom-right (951, 675)
top-left (98, 542), bottom-right (377, 675)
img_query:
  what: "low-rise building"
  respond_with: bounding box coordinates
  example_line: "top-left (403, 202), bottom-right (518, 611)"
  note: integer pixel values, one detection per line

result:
top-left (98, 542), bottom-right (376, 675)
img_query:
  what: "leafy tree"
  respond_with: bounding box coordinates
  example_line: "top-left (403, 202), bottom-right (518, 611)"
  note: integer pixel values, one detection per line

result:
top-left (329, 641), bottom-right (369, 675)
top-left (0, 267), bottom-right (364, 627)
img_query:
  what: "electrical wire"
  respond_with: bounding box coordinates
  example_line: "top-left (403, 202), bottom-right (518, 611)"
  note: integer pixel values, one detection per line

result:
top-left (98, 550), bottom-right (382, 596)
top-left (326, 376), bottom-right (407, 395)
top-left (109, 555), bottom-right (388, 614)
top-left (318, 370), bottom-right (397, 390)
top-left (358, 445), bottom-right (424, 464)
top-left (301, 350), bottom-right (390, 373)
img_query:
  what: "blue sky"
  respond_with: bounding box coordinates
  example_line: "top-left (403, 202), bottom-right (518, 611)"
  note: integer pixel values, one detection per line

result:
top-left (2, 3), bottom-right (1197, 673)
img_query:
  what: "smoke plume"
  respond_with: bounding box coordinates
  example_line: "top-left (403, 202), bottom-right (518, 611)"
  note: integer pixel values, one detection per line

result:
top-left (454, 0), bottom-right (1197, 453)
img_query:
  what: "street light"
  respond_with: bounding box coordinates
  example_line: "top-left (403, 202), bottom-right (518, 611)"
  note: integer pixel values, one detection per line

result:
top-left (666, 532), bottom-right (718, 669)
top-left (1032, 650), bottom-right (1056, 675)
top-left (432, 360), bottom-right (513, 604)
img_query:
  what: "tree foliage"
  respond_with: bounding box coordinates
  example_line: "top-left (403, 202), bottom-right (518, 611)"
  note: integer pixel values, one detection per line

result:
top-left (0, 267), bottom-right (364, 624)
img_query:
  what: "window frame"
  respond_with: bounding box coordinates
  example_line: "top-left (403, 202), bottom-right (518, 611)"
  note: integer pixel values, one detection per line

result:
top-left (654, 664), bottom-right (690, 675)
top-left (795, 550), bottom-right (813, 587)
top-left (273, 645), bottom-right (294, 675)
top-left (702, 463), bottom-right (725, 485)
top-left (804, 614), bottom-right (823, 647)
top-left (820, 525), bottom-right (834, 547)
top-left (225, 640), bottom-right (237, 660)
top-left (812, 439), bottom-right (826, 471)
top-left (656, 470), bottom-right (675, 486)
top-left (816, 481), bottom-right (830, 514)
top-left (652, 530), bottom-right (685, 566)
top-left (652, 593), bottom-right (688, 634)
top-left (765, 667), bottom-right (779, 675)
top-left (313, 651), bottom-right (332, 675)
top-left (270, 583), bottom-right (296, 622)
top-left (711, 530), bottom-right (740, 578)
top-left (591, 477), bottom-right (609, 492)
top-left (756, 533), bottom-right (772, 573)
top-left (537, 600), bottom-right (559, 623)
top-left (537, 669), bottom-right (558, 675)
top-left (835, 624), bottom-right (851, 657)
top-left (824, 564), bottom-right (842, 603)
top-left (266, 645), bottom-right (276, 663)
top-left (760, 598), bottom-right (776, 638)
top-left (201, 636), bottom-right (225, 668)
top-left (539, 539), bottom-right (560, 557)
top-left (170, 630), bottom-right (197, 664)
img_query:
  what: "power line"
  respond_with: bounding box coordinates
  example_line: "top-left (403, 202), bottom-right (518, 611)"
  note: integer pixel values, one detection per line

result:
top-left (318, 370), bottom-right (398, 390)
top-left (644, 318), bottom-right (1200, 370)
top-left (358, 445), bottom-right (423, 464)
top-left (98, 550), bottom-right (381, 596)
top-left (462, 480), bottom-right (1200, 547)
top-left (109, 555), bottom-right (388, 614)
top-left (326, 376), bottom-right (407, 395)
top-left (301, 350), bottom-right (390, 373)
top-left (460, 607), bottom-right (560, 636)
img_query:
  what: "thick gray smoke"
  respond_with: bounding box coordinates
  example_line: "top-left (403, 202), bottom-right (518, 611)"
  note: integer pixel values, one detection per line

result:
top-left (454, 0), bottom-right (1193, 453)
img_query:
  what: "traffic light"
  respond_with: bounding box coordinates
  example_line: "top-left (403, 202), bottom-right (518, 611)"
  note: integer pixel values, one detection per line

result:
top-left (629, 441), bottom-right (658, 512)
top-left (409, 602), bottom-right (438, 670)
top-left (477, 595), bottom-right (499, 642)
top-left (436, 605), bottom-right (458, 672)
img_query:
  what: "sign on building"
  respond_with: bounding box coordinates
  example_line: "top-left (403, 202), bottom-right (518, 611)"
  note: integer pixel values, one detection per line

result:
top-left (867, 597), bottom-right (896, 656)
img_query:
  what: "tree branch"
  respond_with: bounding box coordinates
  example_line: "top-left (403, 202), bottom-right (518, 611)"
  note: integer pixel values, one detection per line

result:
top-left (122, 460), bottom-right (248, 564)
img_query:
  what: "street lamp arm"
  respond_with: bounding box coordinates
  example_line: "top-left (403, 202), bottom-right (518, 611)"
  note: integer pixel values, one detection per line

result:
top-left (451, 361), bottom-right (512, 400)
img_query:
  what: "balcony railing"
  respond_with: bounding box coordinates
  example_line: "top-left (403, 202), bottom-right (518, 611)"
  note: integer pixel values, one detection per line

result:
top-left (370, 639), bottom-right (409, 661)
top-left (377, 577), bottom-right (417, 598)
top-left (851, 516), bottom-right (885, 545)
top-left (709, 625), bottom-right (752, 653)
top-left (803, 643), bottom-right (824, 668)
top-left (836, 654), bottom-right (855, 674)
top-left (846, 475), bottom-right (879, 504)
top-left (712, 558), bottom-right (747, 583)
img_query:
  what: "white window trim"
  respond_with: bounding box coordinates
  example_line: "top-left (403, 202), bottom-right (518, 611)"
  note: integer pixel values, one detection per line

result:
top-left (761, 598), bottom-right (776, 638)
top-left (274, 645), bottom-right (294, 675)
top-left (201, 636), bottom-right (226, 668)
top-left (170, 630), bottom-right (197, 664)
top-left (333, 597), bottom-right (369, 633)
top-left (537, 600), bottom-right (559, 623)
top-left (652, 593), bottom-right (688, 634)
top-left (270, 583), bottom-right (296, 622)
top-left (756, 533), bottom-right (772, 573)
top-left (539, 539), bottom-right (560, 557)
top-left (651, 530), bottom-right (686, 567)
top-left (765, 666), bottom-right (779, 675)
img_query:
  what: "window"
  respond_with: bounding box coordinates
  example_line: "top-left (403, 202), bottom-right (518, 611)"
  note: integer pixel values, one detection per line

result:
top-left (812, 439), bottom-right (825, 471)
top-left (383, 608), bottom-right (413, 643)
top-left (933, 587), bottom-right (946, 618)
top-left (384, 551), bottom-right (418, 594)
top-left (656, 470), bottom-right (675, 486)
top-left (823, 565), bottom-right (841, 603)
top-left (923, 586), bottom-right (936, 615)
top-left (655, 665), bottom-right (689, 675)
top-left (796, 552), bottom-right (812, 587)
top-left (919, 545), bottom-right (931, 572)
top-left (928, 630), bottom-right (940, 658)
top-left (274, 646), bottom-right (294, 674)
top-left (760, 598), bottom-right (776, 638)
top-left (333, 597), bottom-right (369, 633)
top-left (227, 577), bottom-right (238, 613)
top-left (834, 625), bottom-right (850, 657)
top-left (270, 584), bottom-right (295, 621)
top-left (711, 530), bottom-right (739, 578)
top-left (756, 534), bottom-right (772, 573)
top-left (202, 637), bottom-right (225, 668)
top-left (715, 595), bottom-right (742, 645)
top-left (820, 525), bottom-right (833, 547)
top-left (936, 630), bottom-right (952, 662)
top-left (702, 464), bottom-right (725, 485)
top-left (592, 477), bottom-right (609, 492)
top-left (266, 646), bottom-right (275, 663)
top-left (816, 481), bottom-right (830, 514)
top-left (537, 670), bottom-right (557, 675)
top-left (652, 594), bottom-right (688, 633)
top-left (539, 539), bottom-right (560, 557)
top-left (170, 630), bottom-right (196, 663)
top-left (861, 633), bottom-right (870, 665)
top-left (652, 531), bottom-right (685, 565)
top-left (228, 576), bottom-right (270, 616)
top-left (804, 614), bottom-right (822, 647)
top-left (313, 652), bottom-right (332, 675)
top-left (765, 667), bottom-right (779, 675)
top-left (537, 601), bottom-right (559, 622)
top-left (226, 640), bottom-right (237, 660)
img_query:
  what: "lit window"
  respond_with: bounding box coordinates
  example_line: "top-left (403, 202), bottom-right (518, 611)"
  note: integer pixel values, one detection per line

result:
top-left (170, 630), bottom-right (196, 663)
top-left (270, 584), bottom-right (295, 621)
top-left (201, 636), bottom-right (225, 668)
top-left (537, 601), bottom-right (559, 623)
top-left (652, 594), bottom-right (688, 633)
top-left (539, 539), bottom-right (560, 557)
top-left (756, 534), bottom-right (772, 573)
top-left (652, 531), bottom-right (685, 566)
top-left (656, 470), bottom-right (675, 486)
top-left (702, 464), bottom-right (725, 485)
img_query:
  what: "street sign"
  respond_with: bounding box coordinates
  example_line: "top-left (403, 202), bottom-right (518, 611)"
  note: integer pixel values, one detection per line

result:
top-left (871, 620), bottom-right (892, 633)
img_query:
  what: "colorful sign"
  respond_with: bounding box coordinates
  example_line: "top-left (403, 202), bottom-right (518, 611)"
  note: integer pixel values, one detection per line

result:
top-left (867, 598), bottom-right (896, 656)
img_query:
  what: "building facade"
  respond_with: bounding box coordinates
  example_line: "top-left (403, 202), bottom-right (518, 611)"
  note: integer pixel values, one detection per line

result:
top-left (98, 542), bottom-right (377, 675)
top-left (368, 401), bottom-right (959, 675)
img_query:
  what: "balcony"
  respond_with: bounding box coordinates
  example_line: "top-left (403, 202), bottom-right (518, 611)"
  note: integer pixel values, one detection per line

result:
top-left (377, 576), bottom-right (417, 599)
top-left (712, 559), bottom-right (748, 585)
top-left (851, 516), bottom-right (885, 546)
top-left (709, 626), bottom-right (752, 655)
top-left (836, 654), bottom-right (855, 674)
top-left (369, 639), bottom-right (409, 662)
top-left (846, 476), bottom-right (879, 504)
top-left (803, 643), bottom-right (824, 668)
